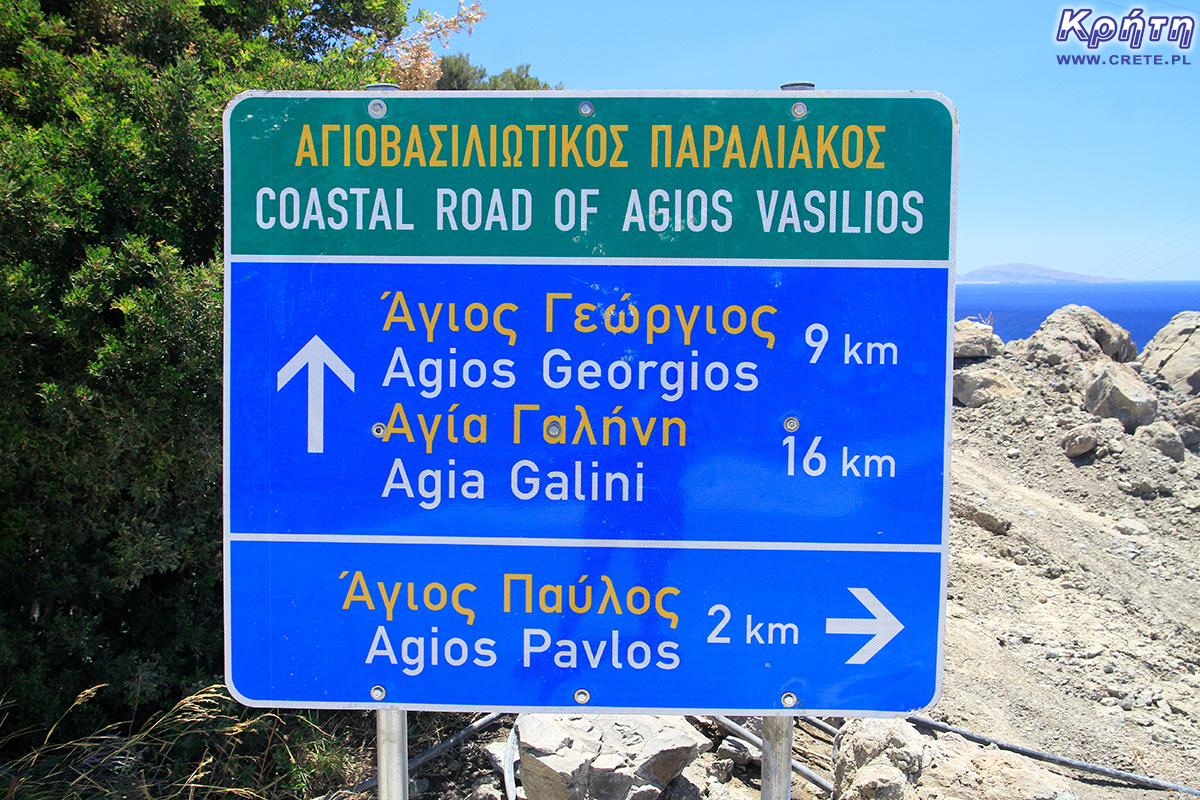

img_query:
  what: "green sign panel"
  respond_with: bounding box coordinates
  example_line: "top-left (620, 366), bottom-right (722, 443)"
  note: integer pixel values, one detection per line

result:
top-left (225, 91), bottom-right (955, 262)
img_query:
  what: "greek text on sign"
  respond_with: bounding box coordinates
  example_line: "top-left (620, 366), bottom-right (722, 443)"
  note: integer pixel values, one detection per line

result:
top-left (223, 90), bottom-right (957, 714)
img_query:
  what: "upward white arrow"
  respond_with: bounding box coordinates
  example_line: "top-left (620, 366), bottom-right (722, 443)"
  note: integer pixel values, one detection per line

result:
top-left (277, 335), bottom-right (355, 453)
top-left (825, 588), bottom-right (904, 665)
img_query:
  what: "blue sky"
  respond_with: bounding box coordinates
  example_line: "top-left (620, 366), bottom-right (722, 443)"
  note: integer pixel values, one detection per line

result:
top-left (421, 0), bottom-right (1199, 281)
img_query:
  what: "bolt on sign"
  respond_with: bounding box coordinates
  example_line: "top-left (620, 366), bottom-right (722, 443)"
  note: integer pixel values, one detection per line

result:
top-left (223, 90), bottom-right (958, 714)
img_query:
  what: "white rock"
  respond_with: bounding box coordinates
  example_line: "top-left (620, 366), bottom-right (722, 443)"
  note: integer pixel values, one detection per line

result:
top-left (714, 736), bottom-right (758, 765)
top-left (1085, 362), bottom-right (1157, 433)
top-left (1139, 310), bottom-right (1200, 395)
top-left (1012, 305), bottom-right (1137, 365)
top-left (1116, 518), bottom-right (1150, 536)
top-left (832, 718), bottom-right (925, 796)
top-left (838, 757), bottom-right (908, 800)
top-left (517, 715), bottom-right (709, 800)
top-left (919, 732), bottom-right (1078, 799)
top-left (1058, 424), bottom-right (1099, 457)
top-left (954, 367), bottom-right (1021, 408)
top-left (1133, 420), bottom-right (1186, 462)
top-left (954, 319), bottom-right (1005, 358)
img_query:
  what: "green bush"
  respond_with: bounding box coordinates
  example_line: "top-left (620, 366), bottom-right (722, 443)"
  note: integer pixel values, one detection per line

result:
top-left (0, 0), bottom-right (407, 749)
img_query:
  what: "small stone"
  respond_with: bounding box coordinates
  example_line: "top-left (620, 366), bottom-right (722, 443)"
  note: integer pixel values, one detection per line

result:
top-left (1059, 424), bottom-right (1100, 457)
top-left (716, 736), bottom-right (758, 766)
top-left (1116, 518), bottom-right (1150, 536)
top-left (706, 758), bottom-right (734, 784)
top-left (467, 783), bottom-right (504, 800)
top-left (705, 783), bottom-right (732, 800)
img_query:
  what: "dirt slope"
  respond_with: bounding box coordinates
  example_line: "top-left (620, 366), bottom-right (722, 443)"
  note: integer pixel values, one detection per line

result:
top-left (937, 349), bottom-right (1200, 799)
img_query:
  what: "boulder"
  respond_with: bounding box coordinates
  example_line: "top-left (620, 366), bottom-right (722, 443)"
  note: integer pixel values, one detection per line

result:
top-left (1170, 398), bottom-right (1200, 447)
top-left (1133, 420), bottom-right (1186, 462)
top-left (833, 718), bottom-right (925, 799)
top-left (1178, 425), bottom-right (1200, 448)
top-left (833, 721), bottom-right (1079, 800)
top-left (1139, 310), bottom-right (1200, 395)
top-left (918, 732), bottom-right (1078, 800)
top-left (1084, 362), bottom-right (1157, 432)
top-left (1176, 397), bottom-right (1200, 427)
top-left (954, 319), bottom-right (1004, 358)
top-left (517, 715), bottom-right (709, 800)
top-left (954, 367), bottom-right (1021, 408)
top-left (839, 760), bottom-right (908, 800)
top-left (1011, 305), bottom-right (1137, 365)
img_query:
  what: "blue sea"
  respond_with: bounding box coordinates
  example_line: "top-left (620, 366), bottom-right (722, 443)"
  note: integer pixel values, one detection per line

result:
top-left (954, 281), bottom-right (1200, 352)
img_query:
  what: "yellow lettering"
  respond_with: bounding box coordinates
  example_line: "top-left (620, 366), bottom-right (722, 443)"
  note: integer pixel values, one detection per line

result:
top-left (356, 124), bottom-right (376, 166)
top-left (464, 124), bottom-right (486, 167)
top-left (428, 124), bottom-right (448, 166)
top-left (702, 125), bottom-right (724, 168)
top-left (816, 125), bottom-right (839, 168)
top-left (404, 124), bottom-right (426, 166)
top-left (609, 125), bottom-right (628, 167)
top-left (841, 125), bottom-right (863, 168)
top-left (749, 125), bottom-right (774, 169)
top-left (866, 125), bottom-right (886, 169)
top-left (382, 125), bottom-right (401, 167)
top-left (723, 124), bottom-right (746, 168)
top-left (789, 126), bottom-right (812, 169)
top-left (321, 124), bottom-right (341, 167)
top-left (342, 571), bottom-right (375, 609)
top-left (676, 125), bottom-right (699, 168)
top-left (561, 124), bottom-right (583, 167)
top-left (295, 125), bottom-right (318, 167)
top-left (382, 403), bottom-right (414, 443)
top-left (526, 124), bottom-right (546, 166)
top-left (651, 125), bottom-right (671, 168)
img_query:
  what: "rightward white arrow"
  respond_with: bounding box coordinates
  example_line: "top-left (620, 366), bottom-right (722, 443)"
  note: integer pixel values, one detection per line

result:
top-left (277, 335), bottom-right (355, 453)
top-left (825, 588), bottom-right (904, 665)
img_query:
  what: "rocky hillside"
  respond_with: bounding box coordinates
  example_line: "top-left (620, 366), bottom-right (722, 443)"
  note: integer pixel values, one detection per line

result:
top-left (931, 306), bottom-right (1200, 800)
top-left (398, 307), bottom-right (1200, 800)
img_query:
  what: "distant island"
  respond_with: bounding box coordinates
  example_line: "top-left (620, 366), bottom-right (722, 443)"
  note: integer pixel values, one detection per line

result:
top-left (956, 263), bottom-right (1129, 284)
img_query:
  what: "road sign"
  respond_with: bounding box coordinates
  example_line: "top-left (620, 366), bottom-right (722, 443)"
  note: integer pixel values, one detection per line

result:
top-left (224, 90), bottom-right (957, 715)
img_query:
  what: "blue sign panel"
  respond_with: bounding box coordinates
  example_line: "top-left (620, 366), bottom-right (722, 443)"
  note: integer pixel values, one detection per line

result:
top-left (224, 90), bottom-right (956, 714)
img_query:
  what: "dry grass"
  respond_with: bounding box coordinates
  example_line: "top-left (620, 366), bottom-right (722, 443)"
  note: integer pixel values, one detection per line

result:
top-left (2, 685), bottom-right (377, 800)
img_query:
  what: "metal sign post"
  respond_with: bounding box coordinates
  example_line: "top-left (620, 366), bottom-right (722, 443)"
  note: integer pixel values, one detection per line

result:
top-left (377, 708), bottom-right (408, 800)
top-left (760, 715), bottom-right (794, 799)
top-left (223, 89), bottom-right (957, 717)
